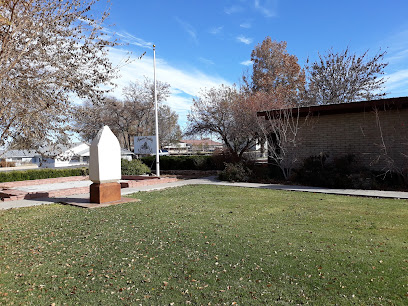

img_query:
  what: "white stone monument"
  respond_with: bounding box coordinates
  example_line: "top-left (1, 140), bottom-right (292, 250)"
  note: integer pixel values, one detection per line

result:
top-left (89, 126), bottom-right (121, 203)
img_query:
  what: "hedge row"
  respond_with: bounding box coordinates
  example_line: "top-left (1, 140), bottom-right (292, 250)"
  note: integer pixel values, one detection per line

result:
top-left (0, 168), bottom-right (88, 183)
top-left (0, 156), bottom-right (223, 183)
top-left (141, 155), bottom-right (224, 171)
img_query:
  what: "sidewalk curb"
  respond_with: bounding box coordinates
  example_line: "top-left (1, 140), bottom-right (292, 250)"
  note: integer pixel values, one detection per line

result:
top-left (1, 176), bottom-right (407, 210)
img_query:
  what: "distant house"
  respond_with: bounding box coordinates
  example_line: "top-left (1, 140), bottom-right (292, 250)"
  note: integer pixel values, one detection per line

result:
top-left (182, 139), bottom-right (224, 153)
top-left (0, 150), bottom-right (41, 166)
top-left (164, 139), bottom-right (224, 154)
top-left (257, 96), bottom-right (408, 172)
top-left (42, 144), bottom-right (136, 167)
top-left (163, 142), bottom-right (188, 154)
top-left (41, 142), bottom-right (90, 168)
top-left (0, 142), bottom-right (135, 168)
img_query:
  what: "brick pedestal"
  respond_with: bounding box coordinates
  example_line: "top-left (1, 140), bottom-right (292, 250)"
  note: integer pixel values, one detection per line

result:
top-left (90, 182), bottom-right (121, 204)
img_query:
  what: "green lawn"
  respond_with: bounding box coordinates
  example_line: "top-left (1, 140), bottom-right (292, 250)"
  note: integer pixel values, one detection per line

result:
top-left (1, 185), bottom-right (407, 305)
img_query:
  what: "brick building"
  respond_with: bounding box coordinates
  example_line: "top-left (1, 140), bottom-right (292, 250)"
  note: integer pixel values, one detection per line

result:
top-left (257, 97), bottom-right (408, 172)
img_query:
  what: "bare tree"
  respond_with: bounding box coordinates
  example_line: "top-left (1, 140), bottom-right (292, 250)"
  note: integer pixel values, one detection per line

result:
top-left (122, 77), bottom-right (171, 145)
top-left (0, 0), bottom-right (118, 151)
top-left (257, 103), bottom-right (307, 179)
top-left (186, 85), bottom-right (259, 161)
top-left (74, 79), bottom-right (180, 150)
top-left (123, 77), bottom-right (171, 108)
top-left (73, 100), bottom-right (105, 143)
top-left (305, 47), bottom-right (388, 105)
top-left (372, 108), bottom-right (408, 184)
top-left (158, 105), bottom-right (182, 147)
top-left (186, 39), bottom-right (306, 163)
top-left (73, 97), bottom-right (131, 147)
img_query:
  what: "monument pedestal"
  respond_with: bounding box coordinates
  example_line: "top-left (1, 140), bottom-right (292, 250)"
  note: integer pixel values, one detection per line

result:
top-left (90, 182), bottom-right (121, 204)
top-left (88, 125), bottom-right (133, 207)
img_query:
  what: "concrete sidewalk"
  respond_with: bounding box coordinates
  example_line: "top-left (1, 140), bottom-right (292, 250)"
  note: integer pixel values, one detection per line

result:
top-left (123, 176), bottom-right (408, 199)
top-left (1, 176), bottom-right (407, 210)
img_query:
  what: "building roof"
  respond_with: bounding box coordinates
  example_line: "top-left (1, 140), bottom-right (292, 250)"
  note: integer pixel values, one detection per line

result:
top-left (257, 96), bottom-right (408, 119)
top-left (181, 139), bottom-right (223, 146)
top-left (0, 142), bottom-right (91, 159)
top-left (0, 149), bottom-right (40, 159)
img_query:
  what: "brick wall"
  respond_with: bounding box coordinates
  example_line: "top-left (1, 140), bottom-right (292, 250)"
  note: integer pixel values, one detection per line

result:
top-left (286, 108), bottom-right (408, 171)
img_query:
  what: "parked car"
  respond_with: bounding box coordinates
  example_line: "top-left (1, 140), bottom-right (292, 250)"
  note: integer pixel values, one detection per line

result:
top-left (149, 150), bottom-right (169, 156)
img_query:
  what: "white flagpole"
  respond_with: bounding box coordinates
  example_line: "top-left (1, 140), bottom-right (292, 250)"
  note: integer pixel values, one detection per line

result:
top-left (153, 44), bottom-right (160, 177)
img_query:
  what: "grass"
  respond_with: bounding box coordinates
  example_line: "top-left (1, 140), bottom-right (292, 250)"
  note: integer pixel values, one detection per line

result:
top-left (0, 185), bottom-right (407, 305)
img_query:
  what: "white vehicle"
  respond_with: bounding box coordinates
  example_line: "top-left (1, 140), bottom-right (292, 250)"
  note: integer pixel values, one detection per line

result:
top-left (149, 150), bottom-right (169, 156)
top-left (158, 149), bottom-right (169, 156)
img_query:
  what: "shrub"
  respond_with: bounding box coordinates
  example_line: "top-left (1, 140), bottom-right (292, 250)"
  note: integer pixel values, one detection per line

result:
top-left (292, 153), bottom-right (333, 187)
top-left (141, 155), bottom-right (222, 171)
top-left (370, 170), bottom-right (408, 191)
top-left (121, 159), bottom-right (151, 175)
top-left (0, 167), bottom-right (89, 183)
top-left (211, 149), bottom-right (240, 169)
top-left (291, 153), bottom-right (408, 190)
top-left (292, 153), bottom-right (380, 189)
top-left (218, 162), bottom-right (252, 182)
top-left (293, 154), bottom-right (337, 187)
top-left (249, 163), bottom-right (285, 182)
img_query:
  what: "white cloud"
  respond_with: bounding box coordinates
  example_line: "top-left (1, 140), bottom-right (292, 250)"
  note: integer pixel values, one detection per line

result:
top-left (384, 69), bottom-right (408, 96)
top-left (116, 32), bottom-right (153, 49)
top-left (198, 57), bottom-right (215, 65)
top-left (175, 17), bottom-right (198, 44)
top-left (105, 48), bottom-right (230, 128)
top-left (387, 49), bottom-right (408, 63)
top-left (373, 28), bottom-right (408, 97)
top-left (387, 29), bottom-right (408, 53)
top-left (166, 95), bottom-right (193, 129)
top-left (240, 22), bottom-right (252, 29)
top-left (209, 26), bottom-right (223, 35)
top-left (240, 60), bottom-right (252, 66)
top-left (254, 0), bottom-right (278, 18)
top-left (385, 30), bottom-right (408, 65)
top-left (224, 5), bottom-right (244, 14)
top-left (237, 35), bottom-right (253, 45)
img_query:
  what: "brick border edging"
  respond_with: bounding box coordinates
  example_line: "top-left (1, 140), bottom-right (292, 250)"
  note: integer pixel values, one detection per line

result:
top-left (122, 177), bottom-right (178, 188)
top-left (1, 177), bottom-right (179, 202)
top-left (0, 176), bottom-right (89, 188)
top-left (1, 186), bottom-right (91, 202)
top-left (122, 175), bottom-right (160, 180)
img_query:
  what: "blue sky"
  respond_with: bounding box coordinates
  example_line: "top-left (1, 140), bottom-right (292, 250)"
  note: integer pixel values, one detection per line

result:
top-left (98, 0), bottom-right (408, 129)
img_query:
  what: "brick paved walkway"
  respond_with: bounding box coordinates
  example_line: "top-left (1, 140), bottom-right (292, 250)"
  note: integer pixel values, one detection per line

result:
top-left (0, 176), bottom-right (177, 202)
